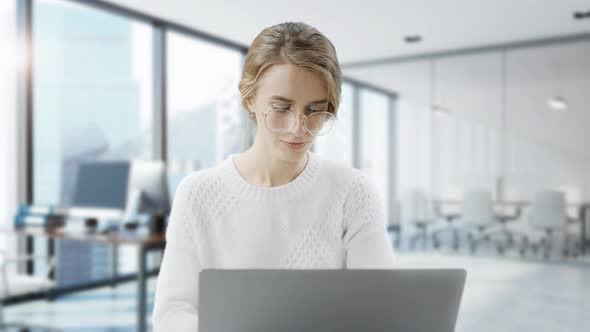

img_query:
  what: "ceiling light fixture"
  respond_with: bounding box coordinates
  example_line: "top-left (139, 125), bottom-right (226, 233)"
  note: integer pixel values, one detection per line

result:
top-left (573, 11), bottom-right (590, 19)
top-left (547, 96), bottom-right (569, 111)
top-left (430, 59), bottom-right (451, 118)
top-left (432, 105), bottom-right (451, 117)
top-left (404, 35), bottom-right (422, 43)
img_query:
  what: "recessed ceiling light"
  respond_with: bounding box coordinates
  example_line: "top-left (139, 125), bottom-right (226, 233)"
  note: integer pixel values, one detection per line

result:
top-left (547, 96), bottom-right (568, 111)
top-left (573, 11), bottom-right (590, 19)
top-left (404, 35), bottom-right (422, 43)
top-left (432, 105), bottom-right (451, 117)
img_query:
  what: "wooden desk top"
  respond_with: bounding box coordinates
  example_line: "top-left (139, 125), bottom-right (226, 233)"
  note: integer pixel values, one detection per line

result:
top-left (0, 226), bottom-right (166, 247)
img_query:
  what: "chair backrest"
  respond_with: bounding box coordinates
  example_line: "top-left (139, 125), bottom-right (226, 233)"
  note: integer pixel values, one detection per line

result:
top-left (387, 200), bottom-right (401, 226)
top-left (400, 189), bottom-right (433, 224)
top-left (529, 190), bottom-right (567, 230)
top-left (462, 190), bottom-right (495, 226)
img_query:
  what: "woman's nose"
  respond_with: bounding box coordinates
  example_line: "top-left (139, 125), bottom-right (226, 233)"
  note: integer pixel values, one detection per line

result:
top-left (288, 114), bottom-right (307, 137)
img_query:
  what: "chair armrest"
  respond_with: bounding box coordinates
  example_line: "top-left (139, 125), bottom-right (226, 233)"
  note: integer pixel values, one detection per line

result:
top-left (1, 255), bottom-right (57, 299)
top-left (434, 201), bottom-right (443, 218)
top-left (0, 255), bottom-right (53, 266)
top-left (514, 205), bottom-right (523, 220)
top-left (0, 255), bottom-right (57, 280)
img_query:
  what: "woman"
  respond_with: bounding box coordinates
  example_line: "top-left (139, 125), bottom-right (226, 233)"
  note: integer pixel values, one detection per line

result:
top-left (152, 21), bottom-right (394, 331)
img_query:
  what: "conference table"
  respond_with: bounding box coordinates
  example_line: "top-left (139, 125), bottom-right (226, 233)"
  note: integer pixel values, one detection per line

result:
top-left (0, 224), bottom-right (166, 332)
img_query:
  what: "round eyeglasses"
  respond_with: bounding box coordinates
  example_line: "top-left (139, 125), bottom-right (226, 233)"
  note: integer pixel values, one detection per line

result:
top-left (262, 109), bottom-right (336, 137)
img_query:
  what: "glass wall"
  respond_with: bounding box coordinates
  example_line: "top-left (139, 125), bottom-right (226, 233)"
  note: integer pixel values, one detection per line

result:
top-left (344, 40), bottom-right (590, 230)
top-left (432, 53), bottom-right (504, 200)
top-left (360, 89), bottom-right (391, 221)
top-left (166, 31), bottom-right (244, 196)
top-left (313, 82), bottom-right (354, 166)
top-left (504, 42), bottom-right (590, 204)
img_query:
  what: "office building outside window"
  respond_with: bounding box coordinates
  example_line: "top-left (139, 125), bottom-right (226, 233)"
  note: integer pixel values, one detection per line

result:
top-left (0, 0), bottom-right (18, 260)
top-left (166, 31), bottom-right (244, 196)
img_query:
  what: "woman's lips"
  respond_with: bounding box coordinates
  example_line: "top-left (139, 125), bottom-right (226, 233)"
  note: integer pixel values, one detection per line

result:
top-left (282, 141), bottom-right (307, 150)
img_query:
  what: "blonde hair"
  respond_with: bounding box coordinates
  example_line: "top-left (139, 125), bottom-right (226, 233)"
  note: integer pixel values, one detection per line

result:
top-left (239, 22), bottom-right (342, 122)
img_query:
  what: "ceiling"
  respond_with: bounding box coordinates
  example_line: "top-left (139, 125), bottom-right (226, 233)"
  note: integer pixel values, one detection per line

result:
top-left (102, 0), bottom-right (590, 66)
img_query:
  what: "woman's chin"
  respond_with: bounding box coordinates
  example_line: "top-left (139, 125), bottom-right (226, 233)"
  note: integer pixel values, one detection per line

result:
top-left (277, 144), bottom-right (308, 161)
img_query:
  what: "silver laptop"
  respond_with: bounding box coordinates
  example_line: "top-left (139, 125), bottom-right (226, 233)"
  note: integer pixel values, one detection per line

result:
top-left (199, 269), bottom-right (466, 332)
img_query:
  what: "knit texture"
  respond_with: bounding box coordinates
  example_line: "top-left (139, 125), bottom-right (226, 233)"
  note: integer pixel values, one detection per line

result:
top-left (152, 151), bottom-right (395, 331)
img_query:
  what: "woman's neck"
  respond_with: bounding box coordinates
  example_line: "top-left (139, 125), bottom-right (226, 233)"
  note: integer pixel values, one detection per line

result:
top-left (233, 143), bottom-right (309, 188)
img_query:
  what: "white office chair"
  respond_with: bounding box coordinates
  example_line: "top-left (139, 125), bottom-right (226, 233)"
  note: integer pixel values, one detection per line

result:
top-left (462, 190), bottom-right (522, 254)
top-left (400, 189), bottom-right (437, 250)
top-left (0, 249), bottom-right (58, 331)
top-left (386, 200), bottom-right (402, 249)
top-left (461, 190), bottom-right (498, 251)
top-left (522, 190), bottom-right (569, 259)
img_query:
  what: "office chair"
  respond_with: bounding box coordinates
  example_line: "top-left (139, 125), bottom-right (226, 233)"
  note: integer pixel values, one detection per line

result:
top-left (462, 190), bottom-right (523, 254)
top-left (564, 217), bottom-right (582, 258)
top-left (0, 249), bottom-right (58, 331)
top-left (400, 189), bottom-right (437, 250)
top-left (386, 200), bottom-right (402, 249)
top-left (521, 190), bottom-right (569, 260)
top-left (431, 202), bottom-right (462, 251)
top-left (461, 190), bottom-right (498, 252)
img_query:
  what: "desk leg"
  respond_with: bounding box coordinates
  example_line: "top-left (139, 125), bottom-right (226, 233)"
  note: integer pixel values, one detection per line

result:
top-left (581, 205), bottom-right (588, 255)
top-left (26, 235), bottom-right (34, 274)
top-left (452, 225), bottom-right (460, 250)
top-left (138, 244), bottom-right (147, 332)
top-left (111, 244), bottom-right (118, 288)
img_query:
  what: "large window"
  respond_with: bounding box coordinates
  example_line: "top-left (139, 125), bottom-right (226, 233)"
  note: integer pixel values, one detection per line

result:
top-left (0, 0), bottom-right (17, 257)
top-left (360, 89), bottom-right (391, 221)
top-left (33, 0), bottom-right (154, 205)
top-left (314, 82), bottom-right (354, 165)
top-left (33, 0), bottom-right (155, 283)
top-left (166, 31), bottom-right (244, 195)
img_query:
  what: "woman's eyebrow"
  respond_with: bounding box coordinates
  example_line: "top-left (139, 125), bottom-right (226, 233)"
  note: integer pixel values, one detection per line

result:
top-left (268, 95), bottom-right (328, 105)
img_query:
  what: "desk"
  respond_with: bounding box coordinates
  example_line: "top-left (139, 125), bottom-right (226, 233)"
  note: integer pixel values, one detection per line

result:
top-left (0, 226), bottom-right (166, 332)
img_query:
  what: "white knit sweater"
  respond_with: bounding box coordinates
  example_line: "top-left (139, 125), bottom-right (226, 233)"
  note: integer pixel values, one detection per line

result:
top-left (152, 151), bottom-right (395, 331)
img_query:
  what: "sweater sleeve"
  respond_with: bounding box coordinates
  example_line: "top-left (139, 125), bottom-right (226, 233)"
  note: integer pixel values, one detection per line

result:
top-left (342, 173), bottom-right (395, 269)
top-left (152, 175), bottom-right (202, 331)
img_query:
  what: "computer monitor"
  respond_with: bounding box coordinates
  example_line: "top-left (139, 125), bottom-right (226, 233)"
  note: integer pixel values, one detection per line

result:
top-left (126, 160), bottom-right (171, 216)
top-left (72, 161), bottom-right (130, 210)
top-left (72, 160), bottom-right (170, 219)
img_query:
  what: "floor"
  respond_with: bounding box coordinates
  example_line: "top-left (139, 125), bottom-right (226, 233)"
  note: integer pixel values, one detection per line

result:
top-left (3, 252), bottom-right (590, 332)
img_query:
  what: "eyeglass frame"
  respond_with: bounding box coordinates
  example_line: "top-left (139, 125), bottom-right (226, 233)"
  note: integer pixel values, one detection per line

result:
top-left (259, 108), bottom-right (337, 137)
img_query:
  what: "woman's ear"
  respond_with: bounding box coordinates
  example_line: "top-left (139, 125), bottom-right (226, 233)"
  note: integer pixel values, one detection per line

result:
top-left (245, 97), bottom-right (255, 112)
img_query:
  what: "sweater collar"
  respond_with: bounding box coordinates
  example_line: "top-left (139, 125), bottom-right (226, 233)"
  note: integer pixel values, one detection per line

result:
top-left (221, 151), bottom-right (321, 201)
